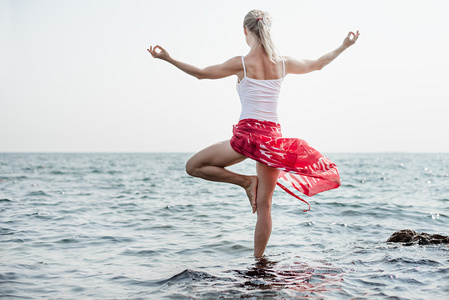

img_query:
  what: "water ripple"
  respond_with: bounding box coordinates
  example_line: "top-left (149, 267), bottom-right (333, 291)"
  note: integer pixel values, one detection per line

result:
top-left (0, 153), bottom-right (448, 299)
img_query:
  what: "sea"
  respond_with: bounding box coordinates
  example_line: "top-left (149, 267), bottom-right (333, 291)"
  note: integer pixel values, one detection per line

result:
top-left (1, 152), bottom-right (448, 299)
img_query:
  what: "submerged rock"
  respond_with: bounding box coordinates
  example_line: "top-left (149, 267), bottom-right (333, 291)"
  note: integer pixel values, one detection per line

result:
top-left (387, 229), bottom-right (449, 245)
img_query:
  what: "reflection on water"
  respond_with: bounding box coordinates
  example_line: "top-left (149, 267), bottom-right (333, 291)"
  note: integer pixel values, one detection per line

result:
top-left (234, 256), bottom-right (344, 296)
top-left (155, 256), bottom-right (346, 299)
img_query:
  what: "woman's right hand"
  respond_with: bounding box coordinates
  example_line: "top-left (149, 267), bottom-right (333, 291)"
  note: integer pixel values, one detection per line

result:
top-left (147, 45), bottom-right (171, 61)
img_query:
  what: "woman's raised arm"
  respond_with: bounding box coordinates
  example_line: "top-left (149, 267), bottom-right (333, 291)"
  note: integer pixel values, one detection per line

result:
top-left (148, 45), bottom-right (242, 80)
top-left (285, 31), bottom-right (359, 75)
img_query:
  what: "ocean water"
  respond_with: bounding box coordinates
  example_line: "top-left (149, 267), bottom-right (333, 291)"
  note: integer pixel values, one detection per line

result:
top-left (1, 152), bottom-right (448, 299)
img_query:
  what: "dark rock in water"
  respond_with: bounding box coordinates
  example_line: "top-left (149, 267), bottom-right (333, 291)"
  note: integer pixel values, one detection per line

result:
top-left (387, 229), bottom-right (449, 246)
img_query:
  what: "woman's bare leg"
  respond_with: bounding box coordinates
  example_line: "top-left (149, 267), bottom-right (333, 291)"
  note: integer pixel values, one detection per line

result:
top-left (186, 140), bottom-right (258, 212)
top-left (253, 162), bottom-right (280, 258)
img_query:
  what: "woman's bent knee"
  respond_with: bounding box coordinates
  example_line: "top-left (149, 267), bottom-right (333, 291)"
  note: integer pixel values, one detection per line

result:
top-left (186, 155), bottom-right (205, 177)
top-left (185, 159), bottom-right (197, 177)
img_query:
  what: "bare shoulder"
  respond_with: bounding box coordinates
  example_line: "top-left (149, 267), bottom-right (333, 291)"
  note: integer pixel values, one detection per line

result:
top-left (224, 55), bottom-right (244, 69)
top-left (199, 55), bottom-right (244, 80)
top-left (222, 55), bottom-right (245, 77)
top-left (214, 55), bottom-right (244, 74)
top-left (282, 55), bottom-right (314, 75)
top-left (282, 55), bottom-right (306, 66)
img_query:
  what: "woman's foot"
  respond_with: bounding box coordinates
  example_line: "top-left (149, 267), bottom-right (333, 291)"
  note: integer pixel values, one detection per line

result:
top-left (245, 176), bottom-right (258, 213)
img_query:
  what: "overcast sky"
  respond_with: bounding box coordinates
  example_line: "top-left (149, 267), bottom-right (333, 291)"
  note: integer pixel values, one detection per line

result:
top-left (1, 0), bottom-right (448, 153)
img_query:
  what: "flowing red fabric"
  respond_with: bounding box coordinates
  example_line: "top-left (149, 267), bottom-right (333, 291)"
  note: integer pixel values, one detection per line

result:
top-left (230, 119), bottom-right (341, 211)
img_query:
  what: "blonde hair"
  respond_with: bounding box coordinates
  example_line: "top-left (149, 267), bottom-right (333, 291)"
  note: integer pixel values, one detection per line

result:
top-left (243, 10), bottom-right (280, 63)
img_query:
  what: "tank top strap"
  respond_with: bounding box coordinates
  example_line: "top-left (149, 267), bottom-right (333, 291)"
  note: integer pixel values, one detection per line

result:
top-left (281, 56), bottom-right (285, 78)
top-left (241, 56), bottom-right (247, 77)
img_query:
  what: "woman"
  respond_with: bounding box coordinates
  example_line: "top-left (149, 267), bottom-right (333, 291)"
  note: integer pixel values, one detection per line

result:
top-left (148, 10), bottom-right (359, 258)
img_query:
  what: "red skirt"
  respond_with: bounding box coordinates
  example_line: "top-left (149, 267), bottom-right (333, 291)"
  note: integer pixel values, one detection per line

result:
top-left (230, 119), bottom-right (341, 211)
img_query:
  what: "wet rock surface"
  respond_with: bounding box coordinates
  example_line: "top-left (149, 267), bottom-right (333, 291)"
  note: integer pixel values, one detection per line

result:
top-left (387, 229), bottom-right (449, 245)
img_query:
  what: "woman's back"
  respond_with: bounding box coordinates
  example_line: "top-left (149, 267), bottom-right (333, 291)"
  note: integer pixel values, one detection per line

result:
top-left (242, 51), bottom-right (284, 80)
top-left (237, 51), bottom-right (285, 123)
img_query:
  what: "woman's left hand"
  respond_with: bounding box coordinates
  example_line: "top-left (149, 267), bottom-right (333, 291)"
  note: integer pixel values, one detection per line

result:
top-left (343, 31), bottom-right (360, 48)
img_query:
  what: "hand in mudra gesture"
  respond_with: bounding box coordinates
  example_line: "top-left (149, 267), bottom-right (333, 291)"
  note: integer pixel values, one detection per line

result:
top-left (343, 31), bottom-right (360, 48)
top-left (147, 45), bottom-right (170, 61)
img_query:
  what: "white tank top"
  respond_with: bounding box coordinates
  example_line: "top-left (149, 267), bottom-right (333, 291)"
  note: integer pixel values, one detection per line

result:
top-left (237, 56), bottom-right (285, 123)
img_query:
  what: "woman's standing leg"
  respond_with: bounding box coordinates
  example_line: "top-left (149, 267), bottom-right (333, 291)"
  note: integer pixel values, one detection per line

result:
top-left (253, 162), bottom-right (280, 257)
top-left (186, 140), bottom-right (258, 212)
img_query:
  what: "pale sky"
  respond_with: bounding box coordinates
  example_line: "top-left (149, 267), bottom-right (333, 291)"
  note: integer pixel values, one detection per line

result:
top-left (1, 0), bottom-right (448, 153)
